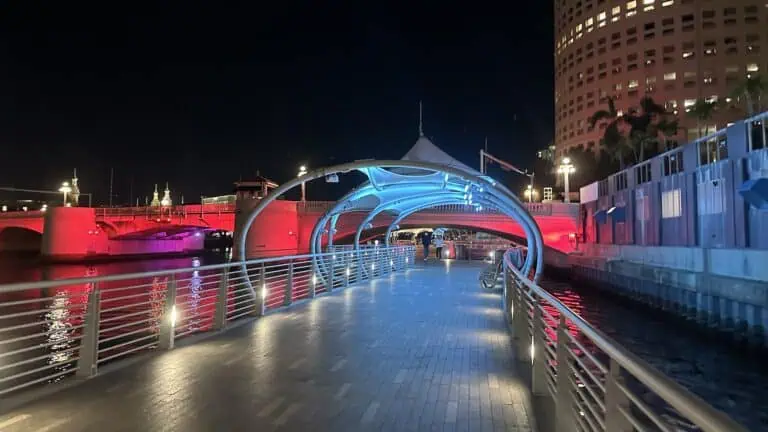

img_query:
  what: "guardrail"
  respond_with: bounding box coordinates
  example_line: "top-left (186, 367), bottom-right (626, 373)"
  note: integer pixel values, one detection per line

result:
top-left (502, 250), bottom-right (746, 432)
top-left (0, 246), bottom-right (415, 398)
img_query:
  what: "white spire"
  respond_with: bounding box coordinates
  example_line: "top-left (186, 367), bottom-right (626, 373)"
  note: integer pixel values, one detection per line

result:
top-left (418, 100), bottom-right (424, 137)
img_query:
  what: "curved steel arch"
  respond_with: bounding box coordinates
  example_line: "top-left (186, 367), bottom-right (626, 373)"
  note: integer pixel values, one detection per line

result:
top-left (236, 160), bottom-right (545, 301)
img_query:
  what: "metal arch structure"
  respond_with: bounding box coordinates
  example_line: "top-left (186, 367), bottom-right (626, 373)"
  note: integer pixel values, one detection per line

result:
top-left (236, 160), bottom-right (546, 300)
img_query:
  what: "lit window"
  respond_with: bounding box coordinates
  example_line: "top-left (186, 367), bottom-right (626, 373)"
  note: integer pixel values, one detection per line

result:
top-left (628, 80), bottom-right (639, 88)
top-left (612, 15), bottom-right (620, 23)
top-left (614, 83), bottom-right (623, 91)
top-left (598, 21), bottom-right (607, 28)
top-left (704, 48), bottom-right (716, 56)
top-left (646, 76), bottom-right (657, 84)
top-left (626, 10), bottom-right (637, 17)
top-left (682, 51), bottom-right (694, 59)
top-left (662, 0), bottom-right (673, 6)
top-left (627, 0), bottom-right (637, 9)
top-left (662, 189), bottom-right (681, 219)
top-left (705, 95), bottom-right (718, 103)
top-left (643, 0), bottom-right (655, 11)
top-left (586, 18), bottom-right (594, 26)
top-left (747, 63), bottom-right (759, 72)
top-left (598, 12), bottom-right (607, 20)
top-left (576, 24), bottom-right (583, 31)
top-left (664, 72), bottom-right (676, 80)
top-left (612, 6), bottom-right (621, 15)
top-left (684, 99), bottom-right (696, 112)
top-left (665, 100), bottom-right (678, 109)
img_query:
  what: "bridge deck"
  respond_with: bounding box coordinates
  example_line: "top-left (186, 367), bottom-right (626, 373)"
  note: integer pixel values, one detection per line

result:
top-left (0, 261), bottom-right (535, 432)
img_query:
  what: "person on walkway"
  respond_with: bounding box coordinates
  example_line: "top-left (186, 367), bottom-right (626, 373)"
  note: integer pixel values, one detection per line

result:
top-left (434, 234), bottom-right (444, 259)
top-left (421, 231), bottom-right (432, 261)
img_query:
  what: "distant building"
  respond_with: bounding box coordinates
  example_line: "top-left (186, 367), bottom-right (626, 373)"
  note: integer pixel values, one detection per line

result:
top-left (554, 0), bottom-right (768, 157)
top-left (234, 175), bottom-right (279, 201)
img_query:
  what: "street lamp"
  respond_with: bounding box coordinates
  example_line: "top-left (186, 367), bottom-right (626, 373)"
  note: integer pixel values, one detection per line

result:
top-left (523, 185), bottom-right (538, 203)
top-left (557, 157), bottom-right (576, 203)
top-left (298, 165), bottom-right (308, 202)
top-left (58, 182), bottom-right (72, 206)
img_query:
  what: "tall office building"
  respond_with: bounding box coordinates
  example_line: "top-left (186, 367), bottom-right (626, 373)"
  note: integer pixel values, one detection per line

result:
top-left (554, 0), bottom-right (767, 157)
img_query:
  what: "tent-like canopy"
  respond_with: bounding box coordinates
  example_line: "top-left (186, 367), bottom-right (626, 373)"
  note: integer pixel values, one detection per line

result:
top-left (237, 120), bottom-right (545, 297)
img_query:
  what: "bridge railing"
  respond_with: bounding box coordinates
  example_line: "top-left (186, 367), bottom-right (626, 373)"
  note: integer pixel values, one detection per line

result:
top-left (94, 204), bottom-right (236, 219)
top-left (502, 250), bottom-right (746, 432)
top-left (0, 246), bottom-right (415, 399)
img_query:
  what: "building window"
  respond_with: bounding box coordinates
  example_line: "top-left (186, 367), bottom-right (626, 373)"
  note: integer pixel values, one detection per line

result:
top-left (628, 79), bottom-right (639, 88)
top-left (747, 63), bottom-right (759, 72)
top-left (661, 189), bottom-right (682, 218)
top-left (664, 72), bottom-right (676, 80)
top-left (684, 99), bottom-right (696, 112)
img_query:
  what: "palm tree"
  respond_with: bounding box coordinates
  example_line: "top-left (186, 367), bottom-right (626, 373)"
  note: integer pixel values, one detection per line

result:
top-left (686, 99), bottom-right (718, 139)
top-left (589, 97), bottom-right (629, 167)
top-left (730, 75), bottom-right (766, 116)
top-left (624, 96), bottom-right (677, 161)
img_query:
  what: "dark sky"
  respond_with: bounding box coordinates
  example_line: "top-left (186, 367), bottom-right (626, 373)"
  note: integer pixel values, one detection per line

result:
top-left (0, 3), bottom-right (553, 204)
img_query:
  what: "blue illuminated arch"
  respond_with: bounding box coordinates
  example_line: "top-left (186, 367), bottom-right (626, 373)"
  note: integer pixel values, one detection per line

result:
top-left (236, 160), bottom-right (545, 301)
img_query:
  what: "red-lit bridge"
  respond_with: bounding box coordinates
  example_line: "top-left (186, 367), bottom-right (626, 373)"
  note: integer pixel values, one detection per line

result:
top-left (0, 201), bottom-right (578, 259)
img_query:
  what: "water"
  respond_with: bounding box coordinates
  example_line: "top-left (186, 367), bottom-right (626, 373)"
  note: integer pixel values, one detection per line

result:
top-left (540, 277), bottom-right (768, 431)
top-left (0, 251), bottom-right (228, 395)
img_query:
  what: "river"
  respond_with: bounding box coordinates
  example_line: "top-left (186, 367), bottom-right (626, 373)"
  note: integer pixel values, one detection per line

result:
top-left (540, 276), bottom-right (768, 431)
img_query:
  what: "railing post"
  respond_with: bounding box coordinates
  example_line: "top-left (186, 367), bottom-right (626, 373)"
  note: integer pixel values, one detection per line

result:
top-left (357, 250), bottom-right (364, 282)
top-left (76, 284), bottom-right (101, 378)
top-left (158, 274), bottom-right (178, 350)
top-left (328, 255), bottom-right (336, 292)
top-left (344, 252), bottom-right (351, 287)
top-left (531, 296), bottom-right (547, 395)
top-left (604, 358), bottom-right (633, 431)
top-left (253, 262), bottom-right (266, 316)
top-left (555, 315), bottom-right (576, 431)
top-left (284, 260), bottom-right (294, 305)
top-left (213, 268), bottom-right (229, 330)
top-left (514, 282), bottom-right (528, 356)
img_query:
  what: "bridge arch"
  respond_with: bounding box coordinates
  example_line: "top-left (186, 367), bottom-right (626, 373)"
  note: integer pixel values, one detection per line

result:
top-left (0, 226), bottom-right (43, 253)
top-left (237, 160), bottom-right (545, 300)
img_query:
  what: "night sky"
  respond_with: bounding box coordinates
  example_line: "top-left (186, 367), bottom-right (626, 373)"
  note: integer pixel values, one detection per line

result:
top-left (0, 3), bottom-right (553, 204)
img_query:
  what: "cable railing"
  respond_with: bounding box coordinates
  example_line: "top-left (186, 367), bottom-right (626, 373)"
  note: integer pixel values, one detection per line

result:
top-left (501, 249), bottom-right (747, 432)
top-left (0, 246), bottom-right (415, 398)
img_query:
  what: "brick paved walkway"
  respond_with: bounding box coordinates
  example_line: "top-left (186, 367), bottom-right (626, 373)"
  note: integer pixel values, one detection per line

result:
top-left (0, 260), bottom-right (536, 432)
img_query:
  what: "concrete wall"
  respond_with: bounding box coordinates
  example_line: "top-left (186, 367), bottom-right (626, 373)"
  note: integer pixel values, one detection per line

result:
top-left (571, 244), bottom-right (768, 345)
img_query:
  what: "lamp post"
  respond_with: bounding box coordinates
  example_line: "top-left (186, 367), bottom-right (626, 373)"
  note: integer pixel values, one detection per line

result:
top-left (557, 157), bottom-right (576, 203)
top-left (524, 185), bottom-right (538, 203)
top-left (58, 182), bottom-right (72, 206)
top-left (298, 165), bottom-right (308, 202)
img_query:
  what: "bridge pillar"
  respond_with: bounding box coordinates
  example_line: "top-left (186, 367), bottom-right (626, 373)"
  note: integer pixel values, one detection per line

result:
top-left (41, 207), bottom-right (100, 259)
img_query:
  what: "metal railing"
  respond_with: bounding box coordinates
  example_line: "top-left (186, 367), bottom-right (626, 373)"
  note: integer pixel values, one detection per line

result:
top-left (502, 250), bottom-right (747, 432)
top-left (0, 246), bottom-right (415, 397)
top-left (94, 204), bottom-right (236, 219)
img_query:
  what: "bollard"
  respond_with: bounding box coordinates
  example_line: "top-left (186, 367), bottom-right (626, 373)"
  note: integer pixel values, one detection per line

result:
top-left (213, 268), bottom-right (229, 330)
top-left (158, 275), bottom-right (178, 350)
top-left (76, 285), bottom-right (101, 378)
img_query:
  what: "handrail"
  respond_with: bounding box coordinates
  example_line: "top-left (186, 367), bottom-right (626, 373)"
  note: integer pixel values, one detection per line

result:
top-left (502, 249), bottom-right (747, 432)
top-left (0, 245), bottom-right (416, 399)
